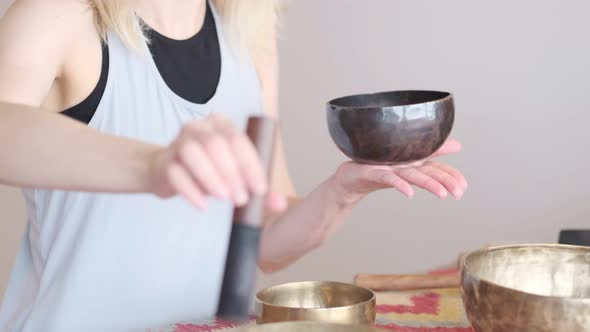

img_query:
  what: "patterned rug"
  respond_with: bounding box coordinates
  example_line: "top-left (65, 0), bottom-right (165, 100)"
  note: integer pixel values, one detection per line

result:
top-left (373, 288), bottom-right (472, 332)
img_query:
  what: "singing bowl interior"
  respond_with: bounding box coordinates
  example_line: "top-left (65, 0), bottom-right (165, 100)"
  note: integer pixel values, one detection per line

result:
top-left (463, 244), bottom-right (590, 298)
top-left (255, 281), bottom-right (376, 325)
top-left (256, 281), bottom-right (374, 309)
top-left (461, 244), bottom-right (590, 332)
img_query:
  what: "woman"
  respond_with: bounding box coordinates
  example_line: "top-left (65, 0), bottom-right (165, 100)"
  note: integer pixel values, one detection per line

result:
top-left (0, 0), bottom-right (467, 331)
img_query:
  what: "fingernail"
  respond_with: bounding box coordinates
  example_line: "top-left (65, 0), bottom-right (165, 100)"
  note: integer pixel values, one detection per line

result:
top-left (196, 199), bottom-right (208, 210)
top-left (217, 187), bottom-right (230, 199)
top-left (235, 190), bottom-right (249, 205)
top-left (440, 191), bottom-right (448, 199)
top-left (254, 180), bottom-right (267, 195)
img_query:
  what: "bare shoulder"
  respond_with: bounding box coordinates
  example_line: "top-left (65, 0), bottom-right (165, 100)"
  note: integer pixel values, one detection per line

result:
top-left (0, 0), bottom-right (94, 44)
top-left (0, 0), bottom-right (96, 105)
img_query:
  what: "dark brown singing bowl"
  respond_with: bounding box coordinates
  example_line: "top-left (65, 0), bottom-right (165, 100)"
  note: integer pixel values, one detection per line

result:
top-left (327, 90), bottom-right (454, 165)
top-left (461, 244), bottom-right (590, 332)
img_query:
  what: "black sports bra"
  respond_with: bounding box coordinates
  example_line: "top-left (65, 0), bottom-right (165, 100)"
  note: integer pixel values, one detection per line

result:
top-left (62, 1), bottom-right (221, 124)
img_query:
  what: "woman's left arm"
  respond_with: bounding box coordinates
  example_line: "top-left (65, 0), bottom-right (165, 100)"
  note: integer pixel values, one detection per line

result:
top-left (254, 36), bottom-right (468, 273)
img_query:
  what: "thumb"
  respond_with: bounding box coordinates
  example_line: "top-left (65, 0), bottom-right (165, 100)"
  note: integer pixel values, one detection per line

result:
top-left (265, 191), bottom-right (288, 215)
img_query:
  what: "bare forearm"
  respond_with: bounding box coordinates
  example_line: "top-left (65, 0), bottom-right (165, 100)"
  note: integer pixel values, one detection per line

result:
top-left (259, 176), bottom-right (355, 272)
top-left (0, 102), bottom-right (159, 192)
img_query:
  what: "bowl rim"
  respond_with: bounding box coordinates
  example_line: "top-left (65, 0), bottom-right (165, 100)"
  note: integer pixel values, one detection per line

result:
top-left (461, 243), bottom-right (590, 302)
top-left (254, 280), bottom-right (376, 310)
top-left (327, 90), bottom-right (453, 110)
top-left (230, 321), bottom-right (387, 332)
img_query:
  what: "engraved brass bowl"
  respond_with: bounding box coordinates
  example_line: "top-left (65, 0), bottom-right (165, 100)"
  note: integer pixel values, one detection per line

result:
top-left (461, 244), bottom-right (590, 332)
top-left (255, 281), bottom-right (376, 325)
top-left (228, 321), bottom-right (386, 332)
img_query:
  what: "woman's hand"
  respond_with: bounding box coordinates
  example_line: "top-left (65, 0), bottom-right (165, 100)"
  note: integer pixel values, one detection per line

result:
top-left (149, 113), bottom-right (271, 209)
top-left (259, 139), bottom-right (467, 272)
top-left (330, 139), bottom-right (468, 206)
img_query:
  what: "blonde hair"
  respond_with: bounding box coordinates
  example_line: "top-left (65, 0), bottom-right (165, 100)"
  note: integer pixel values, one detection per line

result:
top-left (89, 0), bottom-right (281, 58)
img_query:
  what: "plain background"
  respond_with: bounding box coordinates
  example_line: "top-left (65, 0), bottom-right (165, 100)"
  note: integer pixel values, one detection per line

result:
top-left (1, 0), bottom-right (590, 298)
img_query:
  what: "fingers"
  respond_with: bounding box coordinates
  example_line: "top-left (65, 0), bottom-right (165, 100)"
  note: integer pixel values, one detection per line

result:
top-left (210, 114), bottom-right (267, 194)
top-left (360, 161), bottom-right (467, 200)
top-left (187, 120), bottom-right (249, 205)
top-left (419, 164), bottom-right (464, 199)
top-left (176, 120), bottom-right (245, 205)
top-left (431, 139), bottom-right (462, 157)
top-left (176, 139), bottom-right (230, 199)
top-left (164, 113), bottom-right (269, 208)
top-left (427, 160), bottom-right (468, 190)
top-left (265, 191), bottom-right (288, 215)
top-left (367, 168), bottom-right (415, 198)
top-left (394, 167), bottom-right (448, 199)
top-left (166, 162), bottom-right (207, 209)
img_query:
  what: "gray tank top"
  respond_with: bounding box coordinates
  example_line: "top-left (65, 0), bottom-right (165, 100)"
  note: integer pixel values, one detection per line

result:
top-left (0, 4), bottom-right (263, 331)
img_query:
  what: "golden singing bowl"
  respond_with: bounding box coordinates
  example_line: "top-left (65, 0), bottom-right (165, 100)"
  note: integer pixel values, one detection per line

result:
top-left (255, 281), bottom-right (376, 325)
top-left (228, 321), bottom-right (386, 332)
top-left (461, 244), bottom-right (590, 332)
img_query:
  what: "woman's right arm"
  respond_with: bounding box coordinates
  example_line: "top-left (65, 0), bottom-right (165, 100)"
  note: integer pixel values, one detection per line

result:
top-left (0, 102), bottom-right (162, 193)
top-left (0, 0), bottom-right (163, 194)
top-left (0, 0), bottom-right (269, 209)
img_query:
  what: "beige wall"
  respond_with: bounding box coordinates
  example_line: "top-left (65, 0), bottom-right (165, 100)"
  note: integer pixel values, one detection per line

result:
top-left (261, 0), bottom-right (590, 287)
top-left (2, 0), bottom-right (590, 296)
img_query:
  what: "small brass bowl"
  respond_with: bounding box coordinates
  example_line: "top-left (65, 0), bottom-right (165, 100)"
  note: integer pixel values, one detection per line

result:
top-left (255, 281), bottom-right (376, 325)
top-left (461, 244), bottom-right (590, 332)
top-left (228, 321), bottom-right (386, 332)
